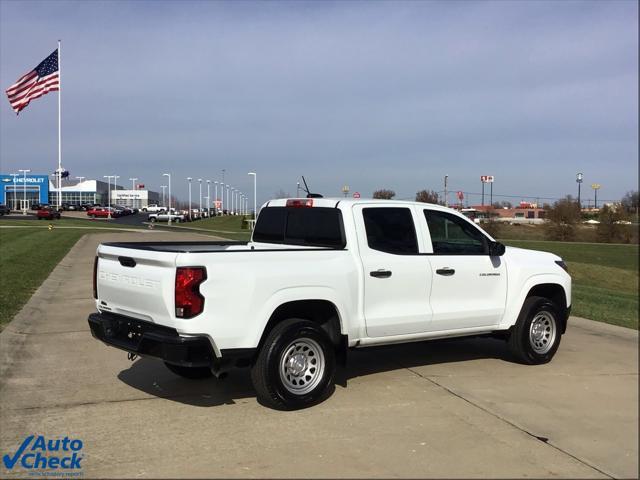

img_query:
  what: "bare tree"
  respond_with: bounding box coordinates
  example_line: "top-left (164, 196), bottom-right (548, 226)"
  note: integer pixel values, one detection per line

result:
top-left (415, 190), bottom-right (440, 204)
top-left (597, 204), bottom-right (631, 243)
top-left (373, 189), bottom-right (396, 200)
top-left (544, 195), bottom-right (581, 241)
top-left (621, 190), bottom-right (639, 215)
top-left (492, 201), bottom-right (512, 209)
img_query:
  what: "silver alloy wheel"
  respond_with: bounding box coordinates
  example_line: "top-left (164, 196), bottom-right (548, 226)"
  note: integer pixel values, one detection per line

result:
top-left (279, 337), bottom-right (325, 395)
top-left (529, 311), bottom-right (557, 354)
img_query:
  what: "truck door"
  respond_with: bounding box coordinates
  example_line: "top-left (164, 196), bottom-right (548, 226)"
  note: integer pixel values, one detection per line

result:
top-left (421, 209), bottom-right (507, 331)
top-left (354, 205), bottom-right (433, 337)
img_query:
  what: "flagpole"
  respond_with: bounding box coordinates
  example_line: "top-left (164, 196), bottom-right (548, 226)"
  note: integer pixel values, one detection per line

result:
top-left (57, 39), bottom-right (62, 210)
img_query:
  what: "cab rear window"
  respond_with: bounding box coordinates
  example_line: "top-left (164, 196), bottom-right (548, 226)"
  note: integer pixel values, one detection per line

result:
top-left (253, 207), bottom-right (345, 248)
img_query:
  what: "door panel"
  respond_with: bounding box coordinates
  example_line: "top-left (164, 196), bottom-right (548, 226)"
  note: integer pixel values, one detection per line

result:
top-left (354, 205), bottom-right (433, 337)
top-left (422, 209), bottom-right (507, 331)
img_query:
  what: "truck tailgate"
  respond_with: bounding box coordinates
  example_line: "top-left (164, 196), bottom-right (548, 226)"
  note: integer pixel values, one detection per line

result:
top-left (96, 244), bottom-right (178, 324)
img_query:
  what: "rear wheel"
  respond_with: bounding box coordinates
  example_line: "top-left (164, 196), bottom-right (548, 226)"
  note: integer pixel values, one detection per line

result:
top-left (251, 318), bottom-right (336, 410)
top-left (150, 217), bottom-right (157, 223)
top-left (508, 296), bottom-right (562, 364)
top-left (164, 362), bottom-right (213, 379)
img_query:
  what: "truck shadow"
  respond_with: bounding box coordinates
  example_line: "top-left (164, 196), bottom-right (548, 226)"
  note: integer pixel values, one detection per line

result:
top-left (117, 336), bottom-right (514, 408)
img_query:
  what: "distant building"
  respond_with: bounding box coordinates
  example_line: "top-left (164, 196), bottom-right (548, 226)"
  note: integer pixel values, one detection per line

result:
top-left (461, 204), bottom-right (546, 224)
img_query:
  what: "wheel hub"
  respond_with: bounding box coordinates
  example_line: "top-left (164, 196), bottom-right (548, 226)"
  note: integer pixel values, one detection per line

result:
top-left (287, 353), bottom-right (307, 376)
top-left (279, 338), bottom-right (326, 395)
top-left (529, 311), bottom-right (557, 354)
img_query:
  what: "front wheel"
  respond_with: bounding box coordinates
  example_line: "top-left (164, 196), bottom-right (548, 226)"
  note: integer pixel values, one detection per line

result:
top-left (508, 296), bottom-right (562, 365)
top-left (251, 318), bottom-right (335, 410)
top-left (164, 362), bottom-right (213, 379)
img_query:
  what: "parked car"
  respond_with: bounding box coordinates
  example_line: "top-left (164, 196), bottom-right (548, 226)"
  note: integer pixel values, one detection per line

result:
top-left (61, 203), bottom-right (78, 211)
top-left (89, 197), bottom-right (572, 410)
top-left (0, 204), bottom-right (11, 215)
top-left (142, 204), bottom-right (165, 213)
top-left (37, 206), bottom-right (61, 220)
top-left (87, 207), bottom-right (119, 218)
top-left (148, 210), bottom-right (186, 223)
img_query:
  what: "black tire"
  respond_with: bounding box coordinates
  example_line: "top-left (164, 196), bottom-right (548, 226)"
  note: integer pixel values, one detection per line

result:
top-left (251, 318), bottom-right (336, 410)
top-left (150, 217), bottom-right (157, 223)
top-left (164, 362), bottom-right (213, 379)
top-left (508, 296), bottom-right (562, 365)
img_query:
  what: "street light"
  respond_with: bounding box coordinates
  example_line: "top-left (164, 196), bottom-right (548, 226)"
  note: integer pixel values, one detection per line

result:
top-left (198, 179), bottom-right (203, 215)
top-left (187, 177), bottom-right (192, 221)
top-left (248, 172), bottom-right (257, 220)
top-left (103, 175), bottom-right (115, 218)
top-left (10, 173), bottom-right (19, 211)
top-left (576, 173), bottom-right (583, 208)
top-left (160, 185), bottom-right (167, 207)
top-left (214, 181), bottom-right (219, 215)
top-left (18, 169), bottom-right (30, 214)
top-left (226, 184), bottom-right (230, 215)
top-left (76, 176), bottom-right (85, 206)
top-left (130, 177), bottom-right (138, 191)
top-left (163, 173), bottom-right (172, 225)
top-left (231, 187), bottom-right (235, 215)
top-left (206, 180), bottom-right (211, 216)
top-left (591, 183), bottom-right (601, 210)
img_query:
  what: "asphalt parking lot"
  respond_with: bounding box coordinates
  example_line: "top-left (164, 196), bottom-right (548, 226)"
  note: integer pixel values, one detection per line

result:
top-left (1, 231), bottom-right (637, 478)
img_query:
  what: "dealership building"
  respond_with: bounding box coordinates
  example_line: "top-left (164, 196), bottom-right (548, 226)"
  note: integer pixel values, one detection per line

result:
top-left (0, 173), bottom-right (158, 209)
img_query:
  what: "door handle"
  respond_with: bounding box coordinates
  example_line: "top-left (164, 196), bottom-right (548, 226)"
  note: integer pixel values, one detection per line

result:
top-left (370, 269), bottom-right (392, 278)
top-left (436, 268), bottom-right (455, 276)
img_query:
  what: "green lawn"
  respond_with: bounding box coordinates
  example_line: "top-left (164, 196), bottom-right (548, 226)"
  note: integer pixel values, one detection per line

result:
top-left (164, 215), bottom-right (252, 241)
top-left (502, 239), bottom-right (638, 329)
top-left (0, 217), bottom-right (146, 230)
top-left (0, 228), bottom-right (107, 329)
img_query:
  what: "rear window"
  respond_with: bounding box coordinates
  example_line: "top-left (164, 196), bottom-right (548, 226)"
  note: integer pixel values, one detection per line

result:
top-left (253, 207), bottom-right (345, 248)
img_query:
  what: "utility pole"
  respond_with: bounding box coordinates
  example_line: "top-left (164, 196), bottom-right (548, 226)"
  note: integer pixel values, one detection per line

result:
top-left (576, 173), bottom-right (583, 208)
top-left (444, 175), bottom-right (448, 207)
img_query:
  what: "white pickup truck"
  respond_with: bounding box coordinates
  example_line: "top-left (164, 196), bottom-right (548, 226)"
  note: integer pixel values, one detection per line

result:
top-left (142, 204), bottom-right (165, 213)
top-left (88, 198), bottom-right (571, 409)
top-left (147, 210), bottom-right (186, 223)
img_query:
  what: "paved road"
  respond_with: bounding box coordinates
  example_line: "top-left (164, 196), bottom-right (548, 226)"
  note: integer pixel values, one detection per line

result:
top-left (1, 232), bottom-right (637, 478)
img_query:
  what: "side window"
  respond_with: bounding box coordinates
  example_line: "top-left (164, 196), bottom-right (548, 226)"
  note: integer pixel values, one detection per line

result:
top-left (362, 208), bottom-right (418, 254)
top-left (424, 210), bottom-right (488, 255)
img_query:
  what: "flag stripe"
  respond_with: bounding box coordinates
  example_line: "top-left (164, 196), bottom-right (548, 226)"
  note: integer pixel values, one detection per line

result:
top-left (5, 49), bottom-right (59, 114)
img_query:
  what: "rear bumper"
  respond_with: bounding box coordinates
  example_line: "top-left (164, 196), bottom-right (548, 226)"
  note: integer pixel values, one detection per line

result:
top-left (88, 312), bottom-right (215, 367)
top-left (88, 312), bottom-right (255, 372)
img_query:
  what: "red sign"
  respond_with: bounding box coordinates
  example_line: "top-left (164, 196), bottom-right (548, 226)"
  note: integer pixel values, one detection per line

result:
top-left (353, 192), bottom-right (361, 198)
top-left (137, 184), bottom-right (145, 189)
top-left (456, 191), bottom-right (464, 200)
top-left (480, 175), bottom-right (494, 183)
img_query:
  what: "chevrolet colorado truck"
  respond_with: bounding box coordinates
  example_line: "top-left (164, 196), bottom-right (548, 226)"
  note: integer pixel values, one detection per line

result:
top-left (88, 198), bottom-right (571, 409)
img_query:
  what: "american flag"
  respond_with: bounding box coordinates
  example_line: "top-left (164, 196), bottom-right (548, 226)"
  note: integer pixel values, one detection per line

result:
top-left (5, 49), bottom-right (59, 114)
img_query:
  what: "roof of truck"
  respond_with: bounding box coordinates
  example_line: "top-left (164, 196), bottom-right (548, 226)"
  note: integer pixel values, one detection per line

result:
top-left (263, 197), bottom-right (446, 209)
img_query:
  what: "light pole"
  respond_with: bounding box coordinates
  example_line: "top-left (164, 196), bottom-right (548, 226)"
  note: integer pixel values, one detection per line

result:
top-left (18, 169), bottom-right (30, 214)
top-left (103, 175), bottom-right (114, 218)
top-left (198, 179), bottom-right (203, 215)
top-left (163, 173), bottom-right (172, 225)
top-left (206, 180), bottom-right (211, 216)
top-left (231, 187), bottom-right (235, 215)
top-left (296, 182), bottom-right (300, 197)
top-left (226, 184), bottom-right (230, 215)
top-left (576, 173), bottom-right (583, 208)
top-left (214, 181), bottom-right (219, 215)
top-left (160, 185), bottom-right (167, 208)
top-left (112, 176), bottom-right (120, 208)
top-left (76, 176), bottom-right (85, 206)
top-left (187, 177), bottom-right (192, 221)
top-left (10, 173), bottom-right (19, 211)
top-left (248, 172), bottom-right (257, 219)
top-left (130, 177), bottom-right (138, 191)
top-left (592, 183), bottom-right (601, 210)
top-left (444, 175), bottom-right (449, 207)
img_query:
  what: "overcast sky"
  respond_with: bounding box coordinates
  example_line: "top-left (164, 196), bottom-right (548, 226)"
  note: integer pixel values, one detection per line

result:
top-left (0, 0), bottom-right (637, 206)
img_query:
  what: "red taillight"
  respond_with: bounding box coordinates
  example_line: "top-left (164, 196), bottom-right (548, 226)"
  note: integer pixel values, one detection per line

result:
top-left (93, 256), bottom-right (98, 299)
top-left (175, 267), bottom-right (207, 318)
top-left (286, 198), bottom-right (313, 208)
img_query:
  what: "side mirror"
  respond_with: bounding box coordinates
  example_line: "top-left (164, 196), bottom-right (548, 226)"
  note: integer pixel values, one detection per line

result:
top-left (489, 241), bottom-right (506, 256)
